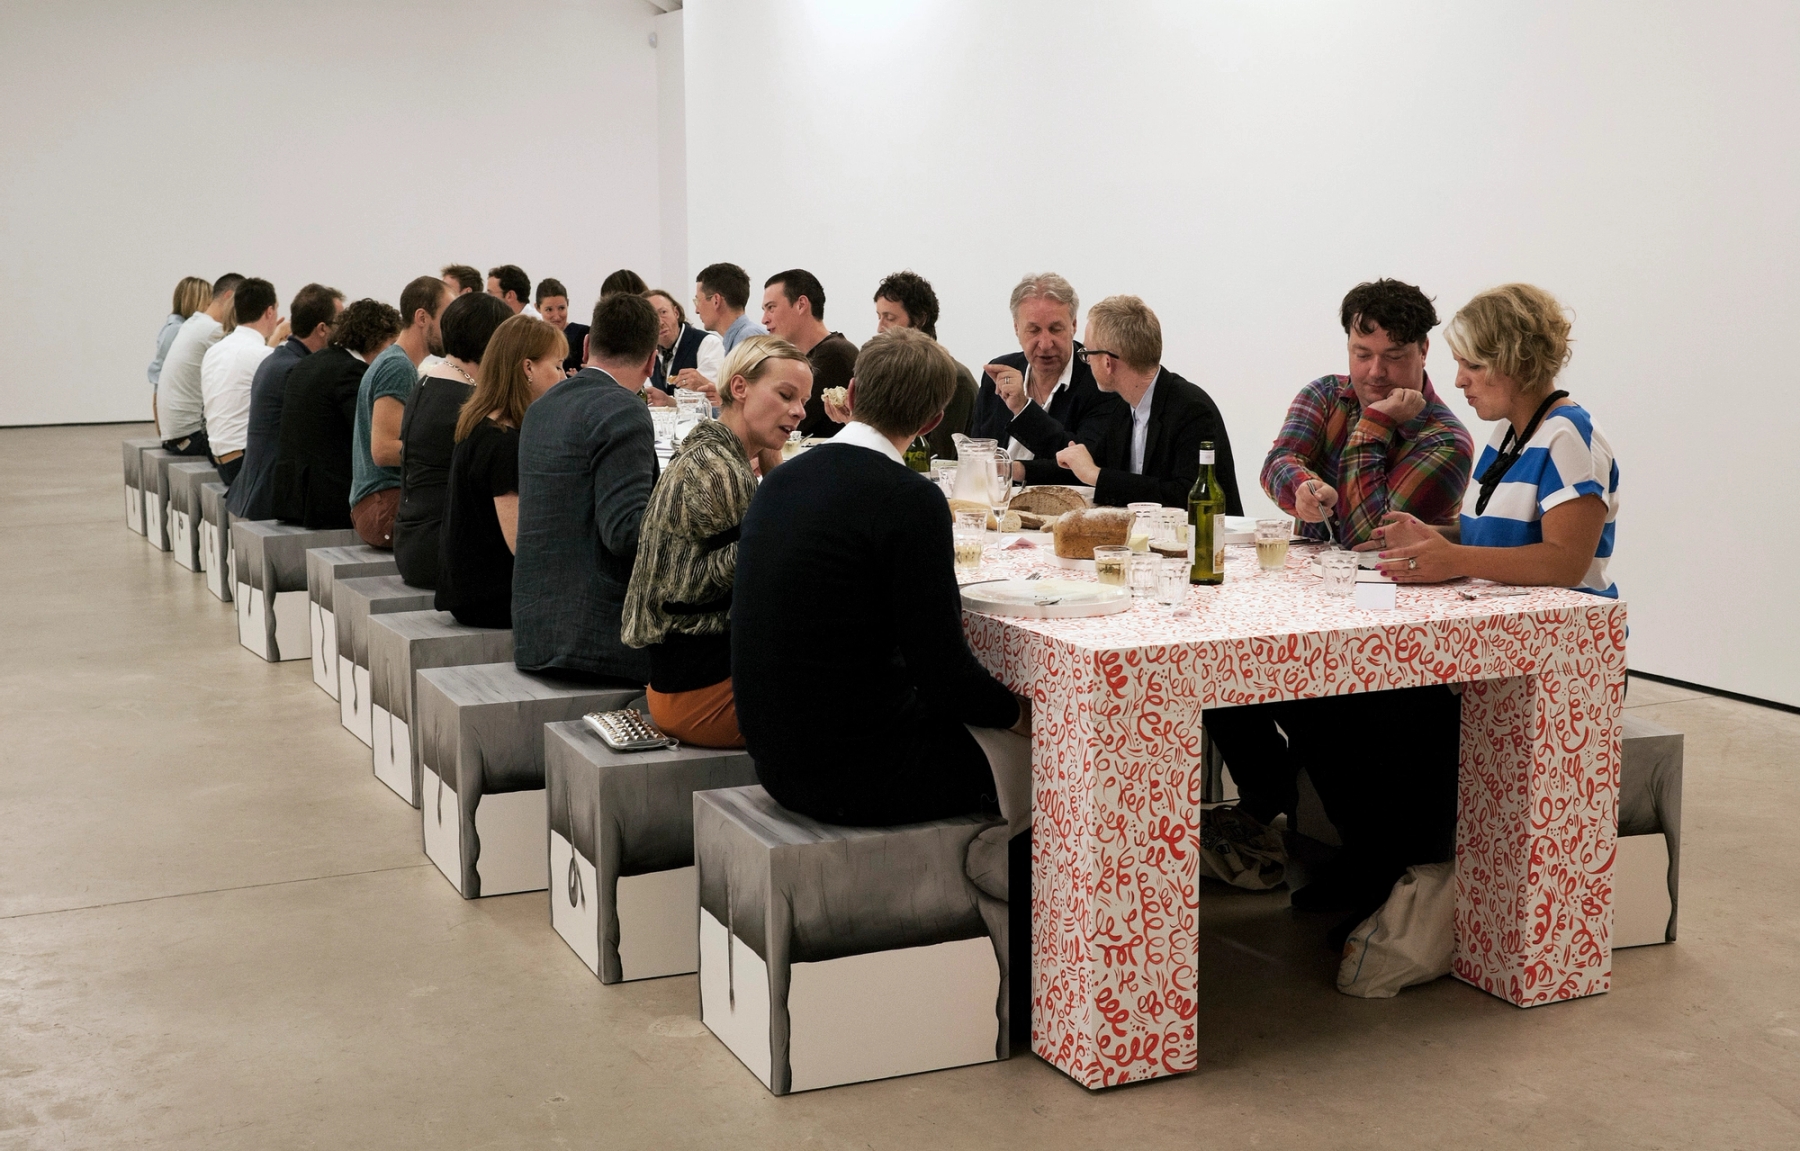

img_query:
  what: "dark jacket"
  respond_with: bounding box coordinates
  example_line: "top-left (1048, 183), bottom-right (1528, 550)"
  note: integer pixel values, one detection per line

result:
top-left (970, 346), bottom-right (1125, 485)
top-left (924, 361), bottom-right (979, 460)
top-left (229, 335), bottom-right (309, 520)
top-left (650, 323), bottom-right (709, 392)
top-left (561, 322), bottom-right (588, 374)
top-left (797, 332), bottom-right (858, 438)
top-left (270, 347), bottom-right (366, 528)
top-left (392, 376), bottom-right (473, 589)
top-left (1086, 368), bottom-right (1244, 514)
top-left (511, 368), bottom-right (659, 683)
top-left (732, 441), bottom-right (1019, 824)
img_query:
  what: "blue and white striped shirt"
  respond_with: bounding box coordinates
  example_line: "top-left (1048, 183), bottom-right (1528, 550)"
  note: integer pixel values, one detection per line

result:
top-left (1460, 403), bottom-right (1619, 598)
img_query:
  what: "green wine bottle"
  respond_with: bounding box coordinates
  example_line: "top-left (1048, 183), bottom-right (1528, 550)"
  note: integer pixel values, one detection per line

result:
top-left (904, 435), bottom-right (932, 473)
top-left (1188, 441), bottom-right (1226, 585)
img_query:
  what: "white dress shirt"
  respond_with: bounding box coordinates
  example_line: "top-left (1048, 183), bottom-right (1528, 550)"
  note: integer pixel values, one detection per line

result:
top-left (156, 312), bottom-right (224, 440)
top-left (1128, 369), bottom-right (1161, 475)
top-left (1006, 355), bottom-right (1075, 462)
top-left (199, 326), bottom-right (274, 456)
top-left (819, 420), bottom-right (906, 466)
top-left (695, 330), bottom-right (725, 383)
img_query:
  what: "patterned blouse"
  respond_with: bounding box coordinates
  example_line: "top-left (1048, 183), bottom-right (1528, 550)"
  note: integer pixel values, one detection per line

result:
top-left (621, 418), bottom-right (757, 649)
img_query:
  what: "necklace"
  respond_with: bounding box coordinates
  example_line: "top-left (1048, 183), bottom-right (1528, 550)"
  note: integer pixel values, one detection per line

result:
top-left (1473, 390), bottom-right (1569, 515)
top-left (447, 360), bottom-right (477, 386)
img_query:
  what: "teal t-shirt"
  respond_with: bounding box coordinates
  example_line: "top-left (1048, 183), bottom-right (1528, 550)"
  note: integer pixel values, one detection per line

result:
top-left (350, 343), bottom-right (417, 507)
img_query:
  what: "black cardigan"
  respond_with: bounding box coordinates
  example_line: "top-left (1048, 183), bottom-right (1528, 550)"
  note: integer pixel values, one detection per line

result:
top-left (969, 346), bottom-right (1125, 485)
top-left (1086, 368), bottom-right (1244, 514)
top-left (270, 346), bottom-right (367, 528)
top-left (732, 442), bottom-right (1019, 818)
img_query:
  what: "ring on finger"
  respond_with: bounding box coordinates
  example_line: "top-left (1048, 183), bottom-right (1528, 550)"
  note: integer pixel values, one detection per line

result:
top-left (1408, 557), bottom-right (1418, 570)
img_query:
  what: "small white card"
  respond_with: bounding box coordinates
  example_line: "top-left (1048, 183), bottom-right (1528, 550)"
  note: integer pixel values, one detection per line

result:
top-left (1354, 581), bottom-right (1398, 611)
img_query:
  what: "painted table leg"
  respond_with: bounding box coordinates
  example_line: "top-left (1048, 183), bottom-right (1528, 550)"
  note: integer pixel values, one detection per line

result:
top-left (1454, 655), bottom-right (1625, 1005)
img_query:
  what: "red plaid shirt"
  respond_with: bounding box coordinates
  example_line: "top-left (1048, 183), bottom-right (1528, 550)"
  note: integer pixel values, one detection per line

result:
top-left (1262, 374), bottom-right (1472, 547)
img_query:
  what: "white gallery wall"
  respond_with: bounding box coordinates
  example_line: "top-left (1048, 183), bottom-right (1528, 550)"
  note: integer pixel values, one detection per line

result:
top-left (0, 0), bottom-right (669, 428)
top-left (685, 0), bottom-right (1800, 704)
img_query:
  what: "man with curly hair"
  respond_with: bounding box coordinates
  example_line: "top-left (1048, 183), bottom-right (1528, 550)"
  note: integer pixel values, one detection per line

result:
top-left (1262, 278), bottom-right (1472, 547)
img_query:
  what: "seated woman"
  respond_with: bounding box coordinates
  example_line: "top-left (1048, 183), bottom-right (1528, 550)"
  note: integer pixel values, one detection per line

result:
top-left (392, 293), bottom-right (512, 589)
top-left (1365, 282), bottom-right (1618, 595)
top-left (620, 336), bottom-right (811, 748)
top-left (434, 315), bottom-right (567, 628)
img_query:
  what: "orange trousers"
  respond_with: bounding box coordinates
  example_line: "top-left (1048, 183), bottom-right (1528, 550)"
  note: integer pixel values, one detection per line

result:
top-left (645, 678), bottom-right (744, 749)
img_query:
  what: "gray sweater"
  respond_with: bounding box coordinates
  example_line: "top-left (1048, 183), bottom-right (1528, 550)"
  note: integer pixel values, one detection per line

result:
top-left (511, 369), bottom-right (658, 683)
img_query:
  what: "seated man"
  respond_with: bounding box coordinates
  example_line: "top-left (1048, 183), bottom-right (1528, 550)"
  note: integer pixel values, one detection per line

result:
top-left (231, 283), bottom-right (343, 520)
top-left (971, 272), bottom-right (1123, 487)
top-left (270, 299), bottom-right (402, 529)
top-left (1052, 295), bottom-right (1243, 512)
top-left (199, 277), bottom-right (280, 487)
top-left (734, 326), bottom-right (1030, 828)
top-left (1264, 278), bottom-right (1473, 547)
top-left (510, 291), bottom-right (661, 685)
top-left (1205, 280), bottom-right (1473, 853)
top-left (156, 273), bottom-right (243, 457)
top-left (760, 269), bottom-right (857, 439)
top-left (350, 275), bottom-right (450, 548)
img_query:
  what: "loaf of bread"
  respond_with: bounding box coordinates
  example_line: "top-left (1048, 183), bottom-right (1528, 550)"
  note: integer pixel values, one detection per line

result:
top-left (1052, 507), bottom-right (1134, 559)
top-left (1010, 486), bottom-right (1087, 516)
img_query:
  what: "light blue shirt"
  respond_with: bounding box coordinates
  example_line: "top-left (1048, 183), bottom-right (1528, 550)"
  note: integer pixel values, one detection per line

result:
top-left (721, 312), bottom-right (768, 353)
top-left (1129, 370), bottom-right (1160, 474)
top-left (149, 313), bottom-right (183, 387)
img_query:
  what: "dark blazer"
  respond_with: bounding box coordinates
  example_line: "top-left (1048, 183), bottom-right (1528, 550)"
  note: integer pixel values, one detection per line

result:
top-left (511, 368), bottom-right (659, 683)
top-left (561, 322), bottom-right (588, 374)
top-left (733, 441), bottom-right (1020, 825)
top-left (650, 323), bottom-right (709, 391)
top-left (970, 346), bottom-right (1125, 485)
top-left (270, 346), bottom-right (367, 528)
top-left (1087, 368), bottom-right (1244, 514)
top-left (229, 335), bottom-right (309, 520)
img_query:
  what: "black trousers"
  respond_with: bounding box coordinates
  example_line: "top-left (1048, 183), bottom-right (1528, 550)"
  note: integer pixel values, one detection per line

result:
top-left (758, 712), bottom-right (999, 828)
top-left (1204, 685), bottom-right (1462, 881)
top-left (162, 430), bottom-right (211, 457)
top-left (214, 455), bottom-right (242, 487)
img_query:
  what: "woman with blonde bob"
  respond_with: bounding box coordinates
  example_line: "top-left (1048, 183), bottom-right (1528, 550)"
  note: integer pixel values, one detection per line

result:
top-left (1364, 283), bottom-right (1620, 597)
top-left (148, 276), bottom-right (213, 417)
top-left (435, 314), bottom-right (567, 627)
top-left (622, 334), bottom-right (814, 747)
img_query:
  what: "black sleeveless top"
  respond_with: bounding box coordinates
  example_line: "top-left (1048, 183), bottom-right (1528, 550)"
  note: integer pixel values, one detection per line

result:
top-left (392, 374), bottom-right (473, 588)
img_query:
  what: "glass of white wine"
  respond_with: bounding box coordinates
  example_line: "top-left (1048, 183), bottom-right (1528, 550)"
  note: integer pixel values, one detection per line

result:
top-left (1255, 517), bottom-right (1292, 576)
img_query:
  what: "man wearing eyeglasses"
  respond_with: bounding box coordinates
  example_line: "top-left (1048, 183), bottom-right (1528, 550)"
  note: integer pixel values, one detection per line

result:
top-left (229, 282), bottom-right (345, 520)
top-left (1052, 295), bottom-right (1242, 512)
top-left (971, 272), bottom-right (1124, 486)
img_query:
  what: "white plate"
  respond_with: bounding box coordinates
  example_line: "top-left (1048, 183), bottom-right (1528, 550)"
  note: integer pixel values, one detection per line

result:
top-left (960, 578), bottom-right (1134, 619)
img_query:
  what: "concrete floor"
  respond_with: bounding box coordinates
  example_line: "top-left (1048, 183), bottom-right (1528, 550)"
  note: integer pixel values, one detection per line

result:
top-left (2, 423), bottom-right (1797, 1150)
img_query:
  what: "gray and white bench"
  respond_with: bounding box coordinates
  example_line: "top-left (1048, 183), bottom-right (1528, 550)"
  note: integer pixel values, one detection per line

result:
top-left (544, 722), bottom-right (758, 982)
top-left (333, 575), bottom-right (434, 746)
top-left (1614, 711), bottom-right (1684, 947)
top-left (303, 546), bottom-right (398, 700)
top-left (200, 481), bottom-right (232, 602)
top-left (694, 785), bottom-right (1009, 1095)
top-left (416, 664), bottom-right (639, 898)
top-left (229, 521), bottom-right (360, 661)
top-left (122, 437), bottom-right (159, 534)
top-left (367, 610), bottom-right (514, 807)
top-left (141, 448), bottom-right (191, 552)
top-left (166, 461), bottom-right (219, 573)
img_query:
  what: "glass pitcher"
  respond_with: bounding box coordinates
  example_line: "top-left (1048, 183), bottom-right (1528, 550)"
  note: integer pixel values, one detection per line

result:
top-left (952, 438), bottom-right (998, 504)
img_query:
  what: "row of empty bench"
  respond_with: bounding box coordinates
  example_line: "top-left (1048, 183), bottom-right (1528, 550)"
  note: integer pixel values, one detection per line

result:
top-left (121, 436), bottom-right (1016, 1094)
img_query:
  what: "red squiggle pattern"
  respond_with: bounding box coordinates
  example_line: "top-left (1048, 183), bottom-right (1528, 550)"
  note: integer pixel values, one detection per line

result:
top-left (960, 543), bottom-right (1626, 1089)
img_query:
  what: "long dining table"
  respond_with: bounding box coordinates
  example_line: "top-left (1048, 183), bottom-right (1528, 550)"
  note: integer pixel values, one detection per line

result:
top-left (958, 536), bottom-right (1628, 1090)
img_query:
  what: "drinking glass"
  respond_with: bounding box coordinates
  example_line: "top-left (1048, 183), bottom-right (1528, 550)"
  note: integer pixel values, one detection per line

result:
top-left (1157, 558), bottom-right (1188, 608)
top-left (1255, 517), bottom-right (1293, 575)
top-left (1126, 502), bottom-right (1160, 553)
top-left (953, 509), bottom-right (987, 572)
top-left (937, 465), bottom-right (957, 498)
top-left (1156, 507), bottom-right (1188, 548)
top-left (676, 389), bottom-right (709, 424)
top-left (1319, 550), bottom-right (1358, 597)
top-left (989, 450), bottom-right (1016, 512)
top-left (1093, 545), bottom-right (1131, 587)
top-left (650, 407), bottom-right (678, 448)
top-left (1129, 553), bottom-right (1160, 599)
